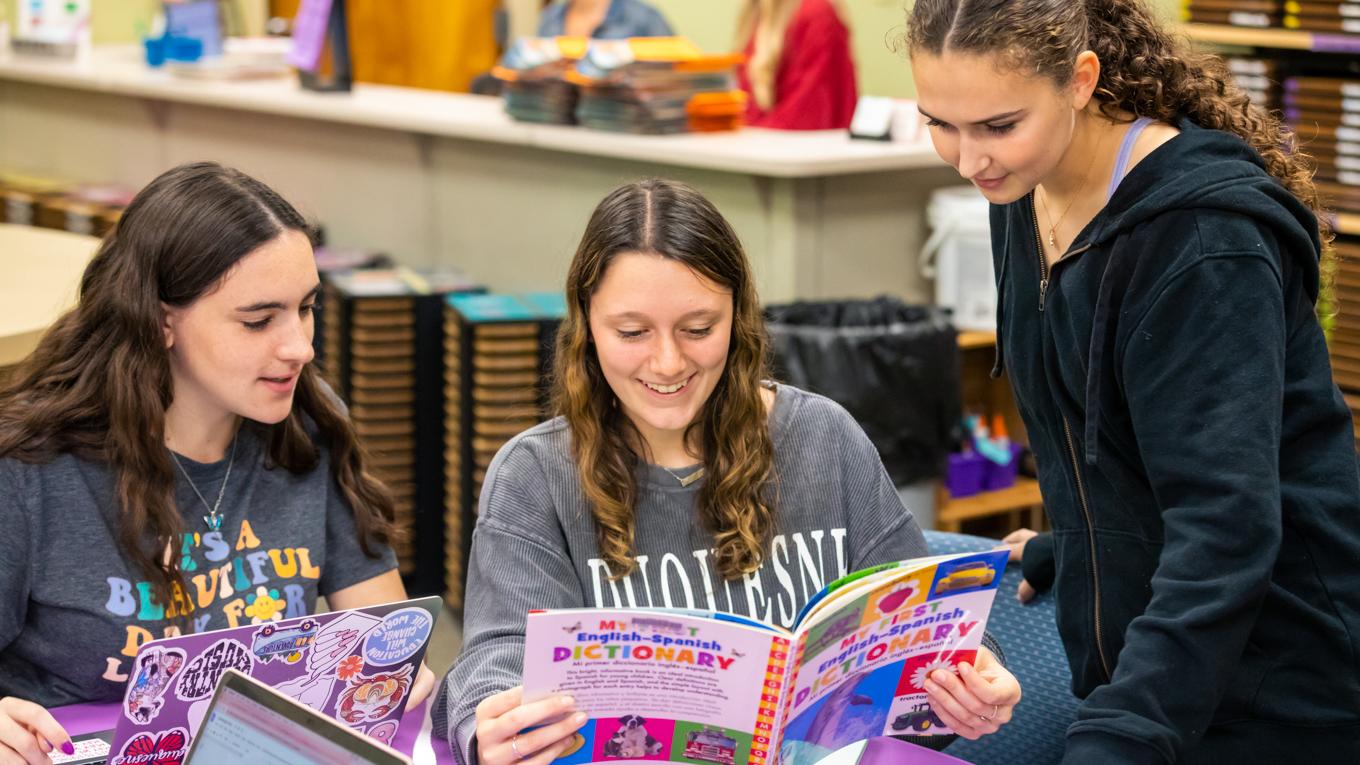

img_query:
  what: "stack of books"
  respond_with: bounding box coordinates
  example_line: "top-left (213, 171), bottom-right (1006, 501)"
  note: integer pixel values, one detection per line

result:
top-left (1328, 237), bottom-right (1360, 450)
top-left (1284, 0), bottom-right (1360, 33)
top-left (1284, 73), bottom-right (1360, 217)
top-left (1227, 55), bottom-right (1284, 112)
top-left (319, 266), bottom-right (482, 596)
top-left (443, 292), bottom-right (566, 609)
top-left (494, 37), bottom-right (589, 125)
top-left (1183, 0), bottom-right (1284, 27)
top-left (567, 38), bottom-right (746, 134)
top-left (0, 173), bottom-right (131, 236)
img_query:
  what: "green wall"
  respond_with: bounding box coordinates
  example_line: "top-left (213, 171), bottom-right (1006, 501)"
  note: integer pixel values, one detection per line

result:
top-left (650, 0), bottom-right (1183, 99)
top-left (3, 0), bottom-right (1180, 97)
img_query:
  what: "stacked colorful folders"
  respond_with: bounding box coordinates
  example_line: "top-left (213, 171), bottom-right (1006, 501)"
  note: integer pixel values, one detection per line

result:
top-left (444, 292), bottom-right (566, 609)
top-left (1284, 74), bottom-right (1360, 217)
top-left (566, 37), bottom-right (746, 134)
top-left (1284, 0), bottom-right (1360, 32)
top-left (1327, 237), bottom-right (1360, 450)
top-left (319, 267), bottom-right (483, 596)
top-left (1182, 0), bottom-right (1284, 27)
top-left (494, 37), bottom-right (589, 125)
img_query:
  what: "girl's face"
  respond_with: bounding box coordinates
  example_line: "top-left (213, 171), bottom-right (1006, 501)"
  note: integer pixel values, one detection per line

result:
top-left (163, 229), bottom-right (319, 427)
top-left (911, 50), bottom-right (1081, 204)
top-left (587, 252), bottom-right (734, 458)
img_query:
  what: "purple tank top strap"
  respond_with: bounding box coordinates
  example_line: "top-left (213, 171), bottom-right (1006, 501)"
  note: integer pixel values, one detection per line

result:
top-left (1106, 117), bottom-right (1157, 201)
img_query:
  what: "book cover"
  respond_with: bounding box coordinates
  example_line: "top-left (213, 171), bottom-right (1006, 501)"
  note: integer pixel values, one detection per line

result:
top-left (521, 549), bottom-right (1007, 765)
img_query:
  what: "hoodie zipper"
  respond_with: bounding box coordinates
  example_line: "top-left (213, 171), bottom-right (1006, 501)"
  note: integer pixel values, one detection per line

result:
top-left (1031, 192), bottom-right (1114, 682)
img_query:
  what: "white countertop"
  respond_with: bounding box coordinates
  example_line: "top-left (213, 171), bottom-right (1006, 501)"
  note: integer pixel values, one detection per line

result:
top-left (0, 224), bottom-right (99, 366)
top-left (0, 47), bottom-right (947, 178)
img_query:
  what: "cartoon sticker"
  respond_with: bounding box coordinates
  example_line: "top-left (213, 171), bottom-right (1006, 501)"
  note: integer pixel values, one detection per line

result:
top-left (275, 611), bottom-right (383, 710)
top-left (336, 665), bottom-right (414, 725)
top-left (174, 639), bottom-right (254, 702)
top-left (251, 618), bottom-right (319, 664)
top-left (366, 720), bottom-right (399, 746)
top-left (123, 648), bottom-right (186, 725)
top-left (362, 607), bottom-right (434, 666)
top-left (110, 726), bottom-right (189, 765)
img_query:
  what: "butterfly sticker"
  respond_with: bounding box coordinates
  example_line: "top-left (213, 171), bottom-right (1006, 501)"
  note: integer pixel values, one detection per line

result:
top-left (116, 727), bottom-right (189, 765)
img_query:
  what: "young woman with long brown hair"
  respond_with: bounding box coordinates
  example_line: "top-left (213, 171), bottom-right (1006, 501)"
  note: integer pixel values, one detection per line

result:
top-left (433, 178), bottom-right (1021, 765)
top-left (0, 162), bottom-right (433, 763)
top-left (907, 0), bottom-right (1360, 760)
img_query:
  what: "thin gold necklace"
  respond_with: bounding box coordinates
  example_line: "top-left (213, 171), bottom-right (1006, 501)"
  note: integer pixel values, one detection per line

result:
top-left (1038, 127), bottom-right (1106, 251)
top-left (662, 465), bottom-right (705, 488)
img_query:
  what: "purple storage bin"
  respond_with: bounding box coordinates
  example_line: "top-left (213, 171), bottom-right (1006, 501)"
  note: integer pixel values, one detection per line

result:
top-left (946, 451), bottom-right (987, 497)
top-left (982, 442), bottom-right (1025, 491)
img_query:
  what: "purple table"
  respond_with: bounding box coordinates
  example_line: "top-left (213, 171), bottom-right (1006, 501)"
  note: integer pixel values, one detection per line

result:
top-left (52, 698), bottom-right (458, 764)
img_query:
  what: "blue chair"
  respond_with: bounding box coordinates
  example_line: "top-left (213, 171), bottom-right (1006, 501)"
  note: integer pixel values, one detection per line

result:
top-left (924, 530), bottom-right (1078, 764)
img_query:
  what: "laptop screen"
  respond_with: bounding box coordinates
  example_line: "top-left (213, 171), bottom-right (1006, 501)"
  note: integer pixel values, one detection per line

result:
top-left (186, 671), bottom-right (408, 765)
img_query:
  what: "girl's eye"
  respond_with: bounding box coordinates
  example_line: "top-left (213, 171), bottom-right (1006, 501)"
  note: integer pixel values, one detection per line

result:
top-left (244, 318), bottom-right (271, 331)
top-left (986, 123), bottom-right (1016, 135)
top-left (617, 329), bottom-right (645, 340)
top-left (926, 118), bottom-right (948, 129)
top-left (301, 303), bottom-right (317, 316)
top-left (685, 327), bottom-right (713, 338)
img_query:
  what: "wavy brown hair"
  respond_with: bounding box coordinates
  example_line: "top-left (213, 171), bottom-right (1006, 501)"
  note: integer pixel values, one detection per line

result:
top-left (905, 0), bottom-right (1329, 245)
top-left (0, 162), bottom-right (394, 620)
top-left (553, 179), bottom-right (775, 580)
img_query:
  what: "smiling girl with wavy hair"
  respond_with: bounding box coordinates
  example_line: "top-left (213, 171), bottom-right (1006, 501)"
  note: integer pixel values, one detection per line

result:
top-left (435, 178), bottom-right (1020, 765)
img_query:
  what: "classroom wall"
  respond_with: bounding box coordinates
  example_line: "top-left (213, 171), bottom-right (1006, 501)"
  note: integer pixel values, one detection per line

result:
top-left (647, 0), bottom-right (1183, 100)
top-left (1, 0), bottom-right (1181, 95)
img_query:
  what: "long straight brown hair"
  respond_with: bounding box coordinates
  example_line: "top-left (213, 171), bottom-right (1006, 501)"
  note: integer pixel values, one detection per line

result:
top-left (553, 179), bottom-right (776, 580)
top-left (0, 162), bottom-right (394, 619)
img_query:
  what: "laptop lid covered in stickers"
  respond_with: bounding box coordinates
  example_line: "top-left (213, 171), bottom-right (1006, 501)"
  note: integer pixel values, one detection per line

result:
top-left (184, 669), bottom-right (412, 764)
top-left (106, 595), bottom-right (439, 765)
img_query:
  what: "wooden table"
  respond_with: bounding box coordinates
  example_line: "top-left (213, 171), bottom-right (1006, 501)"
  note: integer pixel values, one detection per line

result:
top-left (0, 223), bottom-right (99, 367)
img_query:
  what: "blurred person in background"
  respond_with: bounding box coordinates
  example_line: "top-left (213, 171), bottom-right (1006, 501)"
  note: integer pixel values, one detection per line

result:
top-left (736, 0), bottom-right (857, 130)
top-left (537, 0), bottom-right (673, 39)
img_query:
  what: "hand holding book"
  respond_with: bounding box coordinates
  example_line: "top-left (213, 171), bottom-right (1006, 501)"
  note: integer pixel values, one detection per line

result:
top-left (475, 685), bottom-right (589, 765)
top-left (921, 648), bottom-right (1019, 739)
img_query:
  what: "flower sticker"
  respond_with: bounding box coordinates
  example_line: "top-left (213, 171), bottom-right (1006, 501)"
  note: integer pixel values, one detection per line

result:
top-left (245, 586), bottom-right (285, 623)
top-left (337, 655), bottom-right (365, 681)
top-left (909, 658), bottom-right (956, 691)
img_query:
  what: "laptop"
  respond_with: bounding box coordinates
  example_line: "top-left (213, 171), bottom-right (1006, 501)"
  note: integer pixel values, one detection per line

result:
top-left (183, 668), bottom-right (412, 764)
top-left (56, 596), bottom-right (438, 765)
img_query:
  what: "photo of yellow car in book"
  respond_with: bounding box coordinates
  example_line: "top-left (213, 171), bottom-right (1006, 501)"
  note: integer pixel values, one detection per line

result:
top-left (520, 548), bottom-right (1008, 765)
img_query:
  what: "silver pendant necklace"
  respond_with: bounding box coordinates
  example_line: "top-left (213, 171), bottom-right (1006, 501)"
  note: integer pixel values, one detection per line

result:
top-left (662, 465), bottom-right (705, 488)
top-left (170, 434), bottom-right (238, 532)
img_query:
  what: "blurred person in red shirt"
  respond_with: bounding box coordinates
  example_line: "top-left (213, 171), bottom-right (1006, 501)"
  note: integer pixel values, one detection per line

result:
top-left (736, 0), bottom-right (857, 130)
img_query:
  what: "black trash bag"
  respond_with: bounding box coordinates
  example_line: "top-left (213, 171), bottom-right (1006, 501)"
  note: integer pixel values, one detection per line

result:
top-left (765, 296), bottom-right (960, 486)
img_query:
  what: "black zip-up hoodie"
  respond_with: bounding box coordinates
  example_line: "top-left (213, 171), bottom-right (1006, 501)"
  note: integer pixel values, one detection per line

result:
top-left (991, 117), bottom-right (1360, 762)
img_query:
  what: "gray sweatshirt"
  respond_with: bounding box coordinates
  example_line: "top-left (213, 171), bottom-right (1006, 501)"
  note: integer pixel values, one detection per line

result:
top-left (431, 384), bottom-right (931, 764)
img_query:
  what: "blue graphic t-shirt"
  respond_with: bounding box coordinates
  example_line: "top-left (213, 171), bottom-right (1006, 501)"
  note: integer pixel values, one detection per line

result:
top-left (0, 425), bottom-right (397, 707)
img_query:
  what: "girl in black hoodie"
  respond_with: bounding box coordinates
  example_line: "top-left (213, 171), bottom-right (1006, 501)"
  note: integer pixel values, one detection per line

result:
top-left (906, 0), bottom-right (1360, 762)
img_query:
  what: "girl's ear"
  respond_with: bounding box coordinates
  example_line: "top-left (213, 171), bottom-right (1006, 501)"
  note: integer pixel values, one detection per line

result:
top-left (161, 302), bottom-right (177, 350)
top-left (1070, 50), bottom-right (1101, 111)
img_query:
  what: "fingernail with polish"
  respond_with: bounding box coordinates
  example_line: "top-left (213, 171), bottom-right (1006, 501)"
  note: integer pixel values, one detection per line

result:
top-left (573, 713), bottom-right (587, 725)
top-left (561, 696), bottom-right (575, 707)
top-left (62, 742), bottom-right (76, 756)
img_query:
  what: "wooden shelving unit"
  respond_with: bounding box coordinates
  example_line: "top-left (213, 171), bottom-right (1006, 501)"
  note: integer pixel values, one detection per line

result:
top-left (1183, 23), bottom-right (1313, 50)
top-left (937, 331), bottom-right (1046, 533)
top-left (937, 478), bottom-right (1044, 533)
